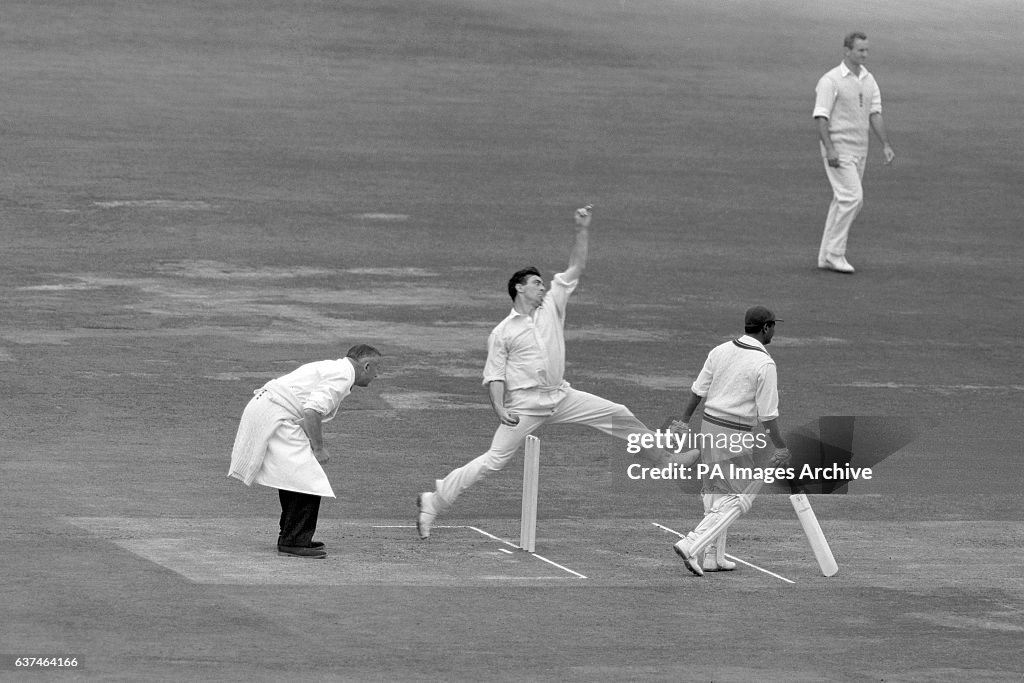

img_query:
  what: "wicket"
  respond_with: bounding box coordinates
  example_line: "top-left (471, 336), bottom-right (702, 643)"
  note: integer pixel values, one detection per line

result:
top-left (790, 493), bottom-right (839, 577)
top-left (520, 435), bottom-right (540, 552)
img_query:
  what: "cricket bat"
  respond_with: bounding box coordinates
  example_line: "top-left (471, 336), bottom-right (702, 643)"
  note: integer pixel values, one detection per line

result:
top-left (790, 493), bottom-right (839, 577)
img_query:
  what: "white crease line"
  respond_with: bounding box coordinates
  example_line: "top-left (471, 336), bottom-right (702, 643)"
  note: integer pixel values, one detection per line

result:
top-left (651, 522), bottom-right (796, 585)
top-left (481, 576), bottom-right (567, 580)
top-left (468, 526), bottom-right (588, 579)
top-left (372, 524), bottom-right (588, 579)
top-left (370, 528), bottom-right (462, 532)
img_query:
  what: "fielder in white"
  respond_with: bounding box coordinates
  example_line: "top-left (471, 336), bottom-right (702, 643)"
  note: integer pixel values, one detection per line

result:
top-left (229, 345), bottom-right (383, 558)
top-left (814, 31), bottom-right (896, 274)
top-left (671, 306), bottom-right (790, 576)
top-left (416, 206), bottom-right (694, 539)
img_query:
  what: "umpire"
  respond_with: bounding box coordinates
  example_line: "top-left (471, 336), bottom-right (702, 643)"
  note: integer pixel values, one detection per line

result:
top-left (228, 344), bottom-right (383, 558)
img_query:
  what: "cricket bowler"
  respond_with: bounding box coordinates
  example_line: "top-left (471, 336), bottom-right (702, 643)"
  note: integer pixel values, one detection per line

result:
top-left (416, 206), bottom-right (696, 539)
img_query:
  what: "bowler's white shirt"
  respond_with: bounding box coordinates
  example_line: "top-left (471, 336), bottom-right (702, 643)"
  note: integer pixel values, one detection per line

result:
top-left (482, 273), bottom-right (578, 392)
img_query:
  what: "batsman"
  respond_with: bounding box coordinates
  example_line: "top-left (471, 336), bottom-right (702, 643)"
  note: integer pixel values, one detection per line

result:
top-left (416, 205), bottom-right (695, 539)
top-left (671, 306), bottom-right (791, 576)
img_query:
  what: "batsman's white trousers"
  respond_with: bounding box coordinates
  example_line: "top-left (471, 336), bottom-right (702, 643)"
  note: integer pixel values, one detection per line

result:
top-left (819, 154), bottom-right (867, 262)
top-left (686, 417), bottom-right (763, 555)
top-left (431, 387), bottom-right (656, 510)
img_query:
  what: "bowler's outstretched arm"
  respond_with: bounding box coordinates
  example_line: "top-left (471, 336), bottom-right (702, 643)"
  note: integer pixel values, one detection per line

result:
top-left (562, 206), bottom-right (591, 283)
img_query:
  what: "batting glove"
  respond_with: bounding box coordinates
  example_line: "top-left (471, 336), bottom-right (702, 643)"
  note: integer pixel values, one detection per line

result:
top-left (770, 447), bottom-right (791, 466)
top-left (668, 420), bottom-right (690, 437)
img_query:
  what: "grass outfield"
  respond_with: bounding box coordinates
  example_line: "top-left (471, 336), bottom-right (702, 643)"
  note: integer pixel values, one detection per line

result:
top-left (1, 0), bottom-right (1022, 680)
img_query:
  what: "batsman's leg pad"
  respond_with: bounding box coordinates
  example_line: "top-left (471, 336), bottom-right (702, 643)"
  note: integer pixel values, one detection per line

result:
top-left (701, 493), bottom-right (735, 570)
top-left (714, 527), bottom-right (736, 569)
top-left (685, 494), bottom-right (745, 557)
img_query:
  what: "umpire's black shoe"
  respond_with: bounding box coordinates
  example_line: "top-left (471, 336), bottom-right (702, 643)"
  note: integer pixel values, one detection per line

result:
top-left (277, 539), bottom-right (326, 549)
top-left (277, 545), bottom-right (327, 558)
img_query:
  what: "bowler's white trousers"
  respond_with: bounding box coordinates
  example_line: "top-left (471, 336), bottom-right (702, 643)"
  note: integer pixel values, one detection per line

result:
top-left (431, 386), bottom-right (654, 510)
top-left (819, 154), bottom-right (867, 262)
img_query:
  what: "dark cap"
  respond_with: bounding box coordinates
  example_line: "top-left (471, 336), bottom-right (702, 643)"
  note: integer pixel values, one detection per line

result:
top-left (745, 305), bottom-right (781, 328)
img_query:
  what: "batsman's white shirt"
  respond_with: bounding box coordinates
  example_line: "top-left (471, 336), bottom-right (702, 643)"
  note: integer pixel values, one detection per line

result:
top-left (252, 358), bottom-right (357, 497)
top-left (691, 336), bottom-right (779, 497)
top-left (691, 335), bottom-right (779, 426)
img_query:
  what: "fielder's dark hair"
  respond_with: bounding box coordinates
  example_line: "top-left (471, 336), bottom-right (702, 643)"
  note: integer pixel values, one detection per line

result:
top-left (346, 344), bottom-right (382, 361)
top-left (844, 31), bottom-right (867, 49)
top-left (507, 267), bottom-right (542, 301)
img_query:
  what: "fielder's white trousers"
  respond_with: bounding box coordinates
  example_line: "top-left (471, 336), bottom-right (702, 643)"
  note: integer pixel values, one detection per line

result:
top-left (431, 387), bottom-right (654, 510)
top-left (819, 155), bottom-right (866, 262)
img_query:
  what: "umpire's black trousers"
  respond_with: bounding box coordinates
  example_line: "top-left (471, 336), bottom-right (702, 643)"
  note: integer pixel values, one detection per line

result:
top-left (277, 489), bottom-right (321, 547)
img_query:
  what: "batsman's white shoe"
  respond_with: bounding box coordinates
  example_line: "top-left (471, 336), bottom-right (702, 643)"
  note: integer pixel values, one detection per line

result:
top-left (702, 547), bottom-right (737, 572)
top-left (702, 547), bottom-right (719, 572)
top-left (416, 492), bottom-right (438, 540)
top-left (673, 538), bottom-right (704, 576)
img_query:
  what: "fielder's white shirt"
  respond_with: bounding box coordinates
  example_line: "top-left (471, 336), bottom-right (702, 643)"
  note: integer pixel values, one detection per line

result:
top-left (691, 335), bottom-right (779, 426)
top-left (813, 62), bottom-right (882, 158)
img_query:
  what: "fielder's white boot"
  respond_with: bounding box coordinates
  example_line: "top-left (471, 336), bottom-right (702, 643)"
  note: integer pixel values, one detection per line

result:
top-left (821, 255), bottom-right (855, 274)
